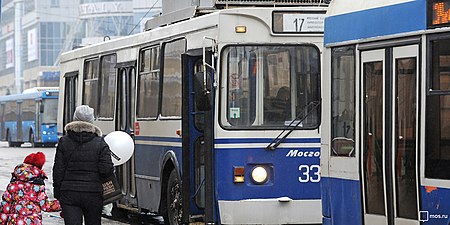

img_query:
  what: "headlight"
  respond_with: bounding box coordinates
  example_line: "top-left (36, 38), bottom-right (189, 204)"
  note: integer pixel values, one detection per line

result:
top-left (42, 131), bottom-right (47, 135)
top-left (251, 166), bottom-right (268, 184)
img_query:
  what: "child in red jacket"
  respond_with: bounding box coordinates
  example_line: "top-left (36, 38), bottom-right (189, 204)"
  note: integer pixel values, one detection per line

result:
top-left (0, 152), bottom-right (61, 225)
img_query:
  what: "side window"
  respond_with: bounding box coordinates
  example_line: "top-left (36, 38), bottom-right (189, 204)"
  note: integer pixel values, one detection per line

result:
top-left (99, 54), bottom-right (117, 119)
top-left (83, 59), bottom-right (99, 117)
top-left (426, 37), bottom-right (450, 179)
top-left (331, 46), bottom-right (355, 157)
top-left (5, 101), bottom-right (15, 122)
top-left (161, 39), bottom-right (185, 118)
top-left (22, 100), bottom-right (35, 121)
top-left (63, 72), bottom-right (78, 127)
top-left (137, 46), bottom-right (160, 119)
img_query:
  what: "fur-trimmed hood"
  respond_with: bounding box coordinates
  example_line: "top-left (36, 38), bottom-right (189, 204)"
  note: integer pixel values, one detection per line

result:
top-left (64, 121), bottom-right (102, 143)
top-left (65, 121), bottom-right (102, 136)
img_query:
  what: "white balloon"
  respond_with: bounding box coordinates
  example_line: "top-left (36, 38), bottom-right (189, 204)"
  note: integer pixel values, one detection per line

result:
top-left (104, 131), bottom-right (134, 166)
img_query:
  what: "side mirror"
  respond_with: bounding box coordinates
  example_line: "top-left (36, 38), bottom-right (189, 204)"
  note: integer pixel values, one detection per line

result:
top-left (194, 72), bottom-right (212, 111)
top-left (39, 104), bottom-right (44, 113)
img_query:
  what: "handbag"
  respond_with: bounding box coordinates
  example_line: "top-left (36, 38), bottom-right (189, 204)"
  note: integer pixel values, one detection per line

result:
top-left (102, 172), bottom-right (123, 205)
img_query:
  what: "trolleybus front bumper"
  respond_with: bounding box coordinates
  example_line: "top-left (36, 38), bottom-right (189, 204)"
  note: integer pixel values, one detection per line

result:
top-left (218, 198), bottom-right (321, 224)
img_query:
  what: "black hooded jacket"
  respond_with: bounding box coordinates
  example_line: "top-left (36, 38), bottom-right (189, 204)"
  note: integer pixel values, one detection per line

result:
top-left (52, 121), bottom-right (114, 199)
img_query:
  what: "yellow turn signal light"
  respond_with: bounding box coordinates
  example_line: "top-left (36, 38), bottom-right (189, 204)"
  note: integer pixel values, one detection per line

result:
top-left (233, 166), bottom-right (245, 183)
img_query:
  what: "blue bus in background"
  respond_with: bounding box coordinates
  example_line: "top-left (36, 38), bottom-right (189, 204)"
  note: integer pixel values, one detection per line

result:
top-left (0, 88), bottom-right (59, 147)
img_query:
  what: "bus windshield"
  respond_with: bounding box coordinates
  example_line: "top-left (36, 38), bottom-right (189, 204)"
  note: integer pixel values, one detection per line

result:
top-left (222, 45), bottom-right (320, 129)
top-left (42, 98), bottom-right (58, 124)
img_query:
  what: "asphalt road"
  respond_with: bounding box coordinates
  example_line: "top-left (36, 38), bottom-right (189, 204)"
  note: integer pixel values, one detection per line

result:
top-left (0, 142), bottom-right (146, 225)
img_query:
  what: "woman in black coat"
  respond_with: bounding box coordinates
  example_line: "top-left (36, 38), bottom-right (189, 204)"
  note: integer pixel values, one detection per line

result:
top-left (53, 105), bottom-right (114, 225)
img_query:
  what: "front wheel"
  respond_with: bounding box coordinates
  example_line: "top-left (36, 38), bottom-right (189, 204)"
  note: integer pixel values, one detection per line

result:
top-left (166, 170), bottom-right (182, 225)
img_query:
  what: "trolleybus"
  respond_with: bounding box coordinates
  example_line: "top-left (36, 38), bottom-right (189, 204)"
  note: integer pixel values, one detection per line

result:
top-left (0, 88), bottom-right (59, 147)
top-left (322, 0), bottom-right (450, 224)
top-left (58, 2), bottom-right (326, 224)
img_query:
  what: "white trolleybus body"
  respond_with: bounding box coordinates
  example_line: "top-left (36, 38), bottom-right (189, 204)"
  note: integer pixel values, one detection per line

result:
top-left (58, 3), bottom-right (327, 224)
top-left (322, 0), bottom-right (450, 224)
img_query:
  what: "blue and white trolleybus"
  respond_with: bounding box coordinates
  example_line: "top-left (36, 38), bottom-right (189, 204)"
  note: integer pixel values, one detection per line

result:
top-left (58, 1), bottom-right (327, 224)
top-left (322, 0), bottom-right (450, 224)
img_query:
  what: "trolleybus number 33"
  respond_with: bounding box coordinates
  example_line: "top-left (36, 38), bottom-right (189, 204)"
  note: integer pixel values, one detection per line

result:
top-left (298, 165), bottom-right (321, 183)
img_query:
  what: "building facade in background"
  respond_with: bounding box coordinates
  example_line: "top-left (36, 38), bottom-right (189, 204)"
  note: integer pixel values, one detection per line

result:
top-left (0, 0), bottom-right (161, 95)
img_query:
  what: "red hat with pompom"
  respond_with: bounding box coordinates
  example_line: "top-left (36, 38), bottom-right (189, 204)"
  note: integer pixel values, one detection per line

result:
top-left (24, 152), bottom-right (46, 169)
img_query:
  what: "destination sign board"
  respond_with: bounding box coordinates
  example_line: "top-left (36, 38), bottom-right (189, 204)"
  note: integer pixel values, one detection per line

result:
top-left (273, 11), bottom-right (325, 33)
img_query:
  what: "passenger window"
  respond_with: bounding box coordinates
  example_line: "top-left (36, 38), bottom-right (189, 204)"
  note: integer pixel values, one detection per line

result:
top-left (137, 46), bottom-right (160, 119)
top-left (5, 101), bottom-right (15, 122)
top-left (99, 54), bottom-right (117, 119)
top-left (83, 58), bottom-right (99, 118)
top-left (426, 37), bottom-right (450, 179)
top-left (161, 39), bottom-right (185, 118)
top-left (22, 100), bottom-right (35, 121)
top-left (331, 46), bottom-right (355, 157)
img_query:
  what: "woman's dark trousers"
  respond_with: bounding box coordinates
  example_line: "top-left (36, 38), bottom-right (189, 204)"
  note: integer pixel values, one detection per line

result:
top-left (60, 190), bottom-right (103, 225)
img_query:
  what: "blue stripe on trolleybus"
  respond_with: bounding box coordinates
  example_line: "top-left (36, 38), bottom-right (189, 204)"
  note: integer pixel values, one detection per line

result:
top-left (134, 136), bottom-right (320, 144)
top-left (324, 0), bottom-right (426, 45)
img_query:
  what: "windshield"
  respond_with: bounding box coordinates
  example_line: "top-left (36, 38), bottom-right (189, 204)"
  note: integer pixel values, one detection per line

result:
top-left (42, 98), bottom-right (58, 124)
top-left (222, 45), bottom-right (320, 129)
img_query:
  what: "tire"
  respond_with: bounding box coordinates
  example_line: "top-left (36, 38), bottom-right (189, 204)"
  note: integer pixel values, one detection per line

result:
top-left (109, 203), bottom-right (128, 221)
top-left (7, 131), bottom-right (13, 147)
top-left (166, 170), bottom-right (182, 225)
top-left (29, 131), bottom-right (35, 148)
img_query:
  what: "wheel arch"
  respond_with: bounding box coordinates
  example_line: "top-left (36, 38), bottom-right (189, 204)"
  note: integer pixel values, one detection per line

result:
top-left (159, 150), bottom-right (181, 214)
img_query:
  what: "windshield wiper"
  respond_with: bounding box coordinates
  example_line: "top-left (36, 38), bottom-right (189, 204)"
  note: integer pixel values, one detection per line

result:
top-left (266, 101), bottom-right (321, 151)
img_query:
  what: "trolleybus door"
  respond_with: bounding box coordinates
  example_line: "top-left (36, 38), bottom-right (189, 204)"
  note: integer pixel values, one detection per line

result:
top-left (115, 63), bottom-right (137, 202)
top-left (17, 102), bottom-right (23, 143)
top-left (181, 52), bottom-right (214, 223)
top-left (35, 101), bottom-right (42, 144)
top-left (361, 45), bottom-right (419, 225)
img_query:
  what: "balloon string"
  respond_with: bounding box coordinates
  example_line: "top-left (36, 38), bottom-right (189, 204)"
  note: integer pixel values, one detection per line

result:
top-left (110, 151), bottom-right (121, 161)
